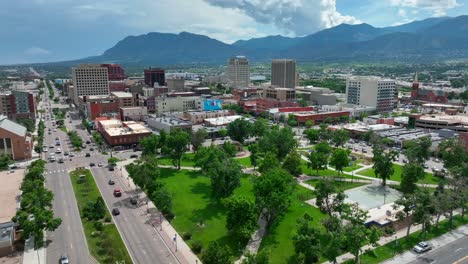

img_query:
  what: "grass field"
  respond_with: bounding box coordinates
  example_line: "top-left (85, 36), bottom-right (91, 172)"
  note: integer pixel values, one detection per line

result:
top-left (236, 156), bottom-right (253, 168)
top-left (358, 163), bottom-right (439, 184)
top-left (305, 179), bottom-right (366, 192)
top-left (343, 163), bottom-right (363, 172)
top-left (158, 152), bottom-right (196, 167)
top-left (258, 185), bottom-right (326, 264)
top-left (159, 168), bottom-right (253, 259)
top-left (345, 215), bottom-right (468, 264)
top-left (69, 169), bottom-right (132, 264)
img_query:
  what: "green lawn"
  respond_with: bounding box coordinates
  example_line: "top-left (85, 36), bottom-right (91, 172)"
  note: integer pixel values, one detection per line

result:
top-left (343, 163), bottom-right (363, 172)
top-left (300, 160), bottom-right (354, 179)
top-left (159, 168), bottom-right (253, 259)
top-left (305, 179), bottom-right (366, 192)
top-left (358, 163), bottom-right (439, 184)
top-left (236, 156), bottom-right (253, 168)
top-left (158, 152), bottom-right (196, 167)
top-left (70, 169), bottom-right (132, 264)
top-left (258, 185), bottom-right (326, 264)
top-left (345, 215), bottom-right (468, 264)
top-left (59, 126), bottom-right (67, 133)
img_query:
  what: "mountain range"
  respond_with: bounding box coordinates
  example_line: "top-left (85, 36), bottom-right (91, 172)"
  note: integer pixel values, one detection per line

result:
top-left (78, 16), bottom-right (468, 65)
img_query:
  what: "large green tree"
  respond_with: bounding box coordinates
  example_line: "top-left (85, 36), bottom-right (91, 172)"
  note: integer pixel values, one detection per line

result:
top-left (405, 136), bottom-right (432, 165)
top-left (331, 129), bottom-right (349, 147)
top-left (140, 134), bottom-right (159, 156)
top-left (166, 129), bottom-right (190, 170)
top-left (258, 152), bottom-right (280, 174)
top-left (253, 118), bottom-right (269, 138)
top-left (329, 148), bottom-right (350, 177)
top-left (191, 129), bottom-right (208, 151)
top-left (202, 242), bottom-right (233, 264)
top-left (227, 118), bottom-right (252, 144)
top-left (314, 178), bottom-right (346, 216)
top-left (224, 196), bottom-right (258, 241)
top-left (372, 145), bottom-right (397, 186)
top-left (254, 168), bottom-right (295, 226)
top-left (292, 214), bottom-right (321, 263)
top-left (400, 163), bottom-right (425, 194)
top-left (258, 126), bottom-right (297, 160)
top-left (208, 159), bottom-right (242, 199)
top-left (304, 129), bottom-right (320, 144)
top-left (282, 149), bottom-right (302, 177)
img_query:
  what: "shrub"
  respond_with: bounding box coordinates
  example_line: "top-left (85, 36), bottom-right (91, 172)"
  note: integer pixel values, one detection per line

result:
top-left (93, 221), bottom-right (104, 231)
top-left (182, 232), bottom-right (192, 240)
top-left (104, 216), bottom-right (112, 223)
top-left (191, 240), bottom-right (203, 254)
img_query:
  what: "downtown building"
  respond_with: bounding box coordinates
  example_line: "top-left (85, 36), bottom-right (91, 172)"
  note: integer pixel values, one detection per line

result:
top-left (72, 64), bottom-right (110, 105)
top-left (0, 91), bottom-right (36, 120)
top-left (227, 56), bottom-right (250, 88)
top-left (144, 67), bottom-right (165, 87)
top-left (271, 59), bottom-right (296, 88)
top-left (346, 76), bottom-right (395, 112)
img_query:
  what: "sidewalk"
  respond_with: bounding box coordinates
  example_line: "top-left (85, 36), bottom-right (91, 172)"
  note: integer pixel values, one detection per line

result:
top-left (22, 237), bottom-right (45, 264)
top-left (116, 159), bottom-right (201, 264)
top-left (382, 224), bottom-right (468, 264)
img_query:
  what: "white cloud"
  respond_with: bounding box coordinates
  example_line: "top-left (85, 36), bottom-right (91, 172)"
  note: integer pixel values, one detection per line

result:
top-left (24, 47), bottom-right (50, 55)
top-left (391, 0), bottom-right (460, 16)
top-left (203, 0), bottom-right (361, 36)
top-left (398, 9), bottom-right (407, 17)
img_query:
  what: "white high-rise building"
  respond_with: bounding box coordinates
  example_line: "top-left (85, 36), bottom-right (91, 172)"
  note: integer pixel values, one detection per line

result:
top-left (346, 76), bottom-right (395, 112)
top-left (72, 64), bottom-right (110, 104)
top-left (227, 56), bottom-right (250, 88)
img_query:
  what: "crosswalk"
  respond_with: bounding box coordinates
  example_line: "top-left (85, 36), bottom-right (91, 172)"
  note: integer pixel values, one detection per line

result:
top-left (45, 169), bottom-right (69, 175)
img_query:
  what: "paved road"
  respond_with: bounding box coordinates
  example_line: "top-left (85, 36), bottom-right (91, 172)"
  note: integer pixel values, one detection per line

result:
top-left (408, 235), bottom-right (468, 264)
top-left (43, 82), bottom-right (179, 264)
top-left (41, 82), bottom-right (90, 264)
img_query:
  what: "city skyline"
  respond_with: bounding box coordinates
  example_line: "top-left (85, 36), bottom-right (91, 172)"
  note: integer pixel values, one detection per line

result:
top-left (1, 0), bottom-right (467, 64)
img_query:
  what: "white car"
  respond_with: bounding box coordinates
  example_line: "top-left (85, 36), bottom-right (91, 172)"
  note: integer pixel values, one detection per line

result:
top-left (42, 147), bottom-right (48, 152)
top-left (413, 242), bottom-right (432, 253)
top-left (59, 255), bottom-right (69, 264)
top-left (56, 148), bottom-right (62, 154)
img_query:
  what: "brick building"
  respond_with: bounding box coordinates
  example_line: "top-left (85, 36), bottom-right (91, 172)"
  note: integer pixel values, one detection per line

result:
top-left (0, 91), bottom-right (36, 120)
top-left (144, 68), bottom-right (165, 87)
top-left (411, 73), bottom-right (448, 103)
top-left (0, 116), bottom-right (32, 160)
top-left (241, 98), bottom-right (299, 114)
top-left (101, 64), bottom-right (125, 81)
top-left (97, 119), bottom-right (152, 146)
top-left (293, 111), bottom-right (350, 125)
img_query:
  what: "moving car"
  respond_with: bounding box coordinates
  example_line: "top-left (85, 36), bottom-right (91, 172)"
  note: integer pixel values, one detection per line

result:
top-left (56, 148), bottom-right (62, 154)
top-left (98, 163), bottom-right (103, 167)
top-left (89, 147), bottom-right (94, 151)
top-left (112, 208), bottom-right (120, 216)
top-left (113, 189), bottom-right (122, 197)
top-left (64, 151), bottom-right (69, 156)
top-left (69, 152), bottom-right (74, 157)
top-left (413, 242), bottom-right (431, 253)
top-left (130, 197), bottom-right (138, 205)
top-left (59, 255), bottom-right (69, 264)
top-left (42, 147), bottom-right (48, 152)
top-left (89, 162), bottom-right (95, 167)
top-left (108, 166), bottom-right (115, 171)
top-left (85, 153), bottom-right (90, 157)
top-left (58, 158), bottom-right (64, 163)
top-left (108, 179), bottom-right (115, 185)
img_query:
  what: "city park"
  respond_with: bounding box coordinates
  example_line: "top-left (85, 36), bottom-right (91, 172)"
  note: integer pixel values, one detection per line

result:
top-left (124, 117), bottom-right (467, 264)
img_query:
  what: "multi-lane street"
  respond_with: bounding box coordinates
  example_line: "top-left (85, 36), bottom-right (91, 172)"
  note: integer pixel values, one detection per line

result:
top-left (43, 81), bottom-right (178, 264)
top-left (408, 236), bottom-right (468, 264)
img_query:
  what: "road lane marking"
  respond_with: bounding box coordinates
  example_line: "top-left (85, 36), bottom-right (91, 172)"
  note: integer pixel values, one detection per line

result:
top-left (70, 243), bottom-right (73, 249)
top-left (453, 255), bottom-right (468, 264)
top-left (455, 248), bottom-right (463, 252)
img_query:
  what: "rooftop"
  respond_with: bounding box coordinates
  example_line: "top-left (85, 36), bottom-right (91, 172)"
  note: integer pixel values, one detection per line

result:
top-left (418, 114), bottom-right (468, 125)
top-left (0, 116), bottom-right (27, 137)
top-left (205, 115), bottom-right (243, 126)
top-left (111, 92), bottom-right (133, 98)
top-left (0, 169), bottom-right (25, 223)
top-left (99, 120), bottom-right (152, 136)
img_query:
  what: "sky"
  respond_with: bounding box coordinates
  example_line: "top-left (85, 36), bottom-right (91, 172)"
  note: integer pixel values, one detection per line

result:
top-left (0, 0), bottom-right (467, 64)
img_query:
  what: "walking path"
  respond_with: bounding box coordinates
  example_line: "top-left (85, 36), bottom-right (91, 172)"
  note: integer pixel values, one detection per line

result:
top-left (116, 159), bottom-right (201, 264)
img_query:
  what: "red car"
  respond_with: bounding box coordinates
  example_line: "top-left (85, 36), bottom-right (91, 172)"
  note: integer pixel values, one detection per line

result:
top-left (113, 189), bottom-right (122, 197)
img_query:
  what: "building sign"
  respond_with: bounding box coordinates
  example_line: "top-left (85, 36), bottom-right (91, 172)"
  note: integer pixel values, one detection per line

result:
top-left (203, 99), bottom-right (222, 111)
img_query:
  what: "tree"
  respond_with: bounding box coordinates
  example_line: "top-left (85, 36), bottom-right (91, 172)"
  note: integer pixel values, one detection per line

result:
top-left (194, 146), bottom-right (227, 173)
top-left (151, 185), bottom-right (172, 214)
top-left (329, 148), bottom-right (350, 177)
top-left (314, 178), bottom-right (346, 216)
top-left (438, 138), bottom-right (466, 170)
top-left (218, 128), bottom-right (228, 138)
top-left (394, 193), bottom-right (418, 237)
top-left (308, 151), bottom-right (329, 176)
top-left (253, 118), bottom-right (269, 137)
top-left (83, 197), bottom-right (106, 220)
top-left (227, 118), bottom-right (252, 144)
top-left (258, 152), bottom-right (280, 174)
top-left (405, 137), bottom-right (431, 165)
top-left (140, 134), bottom-right (159, 156)
top-left (342, 204), bottom-right (381, 263)
top-left (222, 141), bottom-right (237, 157)
top-left (304, 129), bottom-right (320, 144)
top-left (248, 143), bottom-right (259, 169)
top-left (322, 231), bottom-right (343, 264)
top-left (412, 190), bottom-right (433, 236)
top-left (191, 129), bottom-right (208, 151)
top-left (242, 251), bottom-right (270, 264)
top-left (166, 129), bottom-right (190, 170)
top-left (107, 157), bottom-right (119, 166)
top-left (372, 145), bottom-right (397, 186)
top-left (0, 154), bottom-right (11, 170)
top-left (292, 214), bottom-right (321, 263)
top-left (224, 196), bottom-right (258, 241)
top-left (400, 163), bottom-right (425, 194)
top-left (254, 168), bottom-right (295, 226)
top-left (282, 149), bottom-right (302, 177)
top-left (287, 114), bottom-right (298, 127)
top-left (331, 129), bottom-right (349, 147)
top-left (202, 242), bottom-right (232, 264)
top-left (305, 120), bottom-right (314, 128)
top-left (208, 159), bottom-right (242, 199)
top-left (126, 156), bottom-right (159, 190)
top-left (258, 126), bottom-right (297, 160)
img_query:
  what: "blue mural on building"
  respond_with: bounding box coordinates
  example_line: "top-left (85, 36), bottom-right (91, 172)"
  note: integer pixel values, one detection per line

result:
top-left (203, 99), bottom-right (222, 111)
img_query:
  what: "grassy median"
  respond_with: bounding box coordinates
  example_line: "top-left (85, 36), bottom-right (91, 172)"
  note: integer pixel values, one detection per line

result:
top-left (70, 169), bottom-right (132, 264)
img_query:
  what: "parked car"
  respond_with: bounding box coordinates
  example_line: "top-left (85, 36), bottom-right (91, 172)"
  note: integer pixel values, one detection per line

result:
top-left (89, 147), bottom-right (94, 151)
top-left (64, 151), bottom-right (69, 156)
top-left (112, 208), bottom-right (120, 216)
top-left (108, 166), bottom-right (115, 171)
top-left (98, 163), bottom-right (103, 167)
top-left (113, 189), bottom-right (122, 197)
top-left (130, 197), bottom-right (138, 205)
top-left (413, 242), bottom-right (431, 253)
top-left (85, 153), bottom-right (90, 157)
top-left (58, 158), bottom-right (64, 163)
top-left (130, 154), bottom-right (138, 159)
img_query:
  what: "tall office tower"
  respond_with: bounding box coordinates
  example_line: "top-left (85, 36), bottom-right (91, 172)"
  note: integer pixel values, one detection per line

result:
top-left (346, 76), bottom-right (395, 112)
top-left (144, 68), bottom-right (165, 87)
top-left (227, 56), bottom-right (250, 88)
top-left (101, 64), bottom-right (125, 81)
top-left (271, 59), bottom-right (296, 88)
top-left (72, 64), bottom-right (110, 102)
